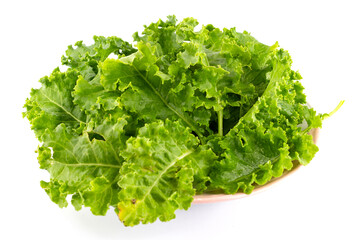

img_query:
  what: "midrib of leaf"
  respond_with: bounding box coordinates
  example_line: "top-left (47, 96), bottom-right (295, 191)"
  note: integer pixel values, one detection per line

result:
top-left (41, 92), bottom-right (85, 124)
top-left (51, 160), bottom-right (122, 169)
top-left (218, 151), bottom-right (286, 191)
top-left (233, 62), bottom-right (286, 130)
top-left (132, 66), bottom-right (205, 143)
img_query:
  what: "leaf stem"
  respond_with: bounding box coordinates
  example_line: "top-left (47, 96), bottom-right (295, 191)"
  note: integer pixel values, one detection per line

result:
top-left (301, 100), bottom-right (345, 135)
top-left (218, 109), bottom-right (223, 137)
top-left (322, 100), bottom-right (345, 120)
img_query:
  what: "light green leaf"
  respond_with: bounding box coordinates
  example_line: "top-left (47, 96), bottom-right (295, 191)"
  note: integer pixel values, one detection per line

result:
top-left (39, 123), bottom-right (126, 214)
top-left (117, 120), bottom-right (198, 226)
top-left (24, 68), bottom-right (85, 139)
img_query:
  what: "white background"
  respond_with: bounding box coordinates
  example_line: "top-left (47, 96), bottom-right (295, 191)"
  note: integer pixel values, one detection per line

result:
top-left (1, 0), bottom-right (359, 239)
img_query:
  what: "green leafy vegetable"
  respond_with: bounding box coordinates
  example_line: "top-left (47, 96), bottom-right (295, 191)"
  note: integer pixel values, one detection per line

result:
top-left (24, 16), bottom-right (341, 226)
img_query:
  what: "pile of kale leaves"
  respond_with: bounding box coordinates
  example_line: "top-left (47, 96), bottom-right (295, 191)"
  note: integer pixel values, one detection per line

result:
top-left (24, 16), bottom-right (339, 226)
